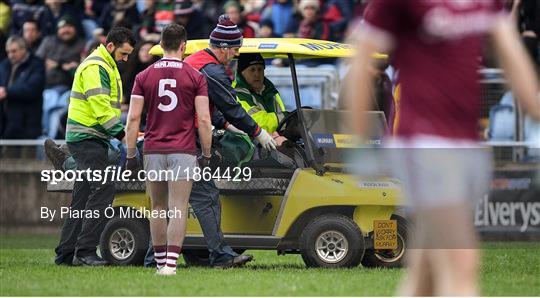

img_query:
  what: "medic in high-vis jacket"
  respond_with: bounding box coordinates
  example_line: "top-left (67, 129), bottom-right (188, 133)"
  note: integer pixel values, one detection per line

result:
top-left (234, 53), bottom-right (288, 134)
top-left (66, 44), bottom-right (126, 143)
top-left (55, 28), bottom-right (135, 267)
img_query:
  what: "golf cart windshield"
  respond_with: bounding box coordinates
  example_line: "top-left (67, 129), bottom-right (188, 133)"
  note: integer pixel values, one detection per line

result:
top-left (302, 109), bottom-right (388, 165)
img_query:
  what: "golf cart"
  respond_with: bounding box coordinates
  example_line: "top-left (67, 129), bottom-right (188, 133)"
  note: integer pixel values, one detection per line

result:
top-left (49, 38), bottom-right (408, 268)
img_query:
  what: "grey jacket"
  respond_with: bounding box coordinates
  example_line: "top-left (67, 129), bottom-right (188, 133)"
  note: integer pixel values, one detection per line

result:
top-left (36, 35), bottom-right (85, 87)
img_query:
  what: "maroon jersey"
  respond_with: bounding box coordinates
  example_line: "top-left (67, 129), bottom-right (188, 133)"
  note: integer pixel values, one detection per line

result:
top-left (363, 0), bottom-right (505, 140)
top-left (131, 58), bottom-right (208, 154)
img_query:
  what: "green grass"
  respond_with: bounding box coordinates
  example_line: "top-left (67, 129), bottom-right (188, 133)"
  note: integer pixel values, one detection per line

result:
top-left (0, 234), bottom-right (538, 296)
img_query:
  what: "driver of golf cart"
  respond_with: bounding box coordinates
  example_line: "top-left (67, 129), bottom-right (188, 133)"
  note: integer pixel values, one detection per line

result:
top-left (234, 53), bottom-right (289, 147)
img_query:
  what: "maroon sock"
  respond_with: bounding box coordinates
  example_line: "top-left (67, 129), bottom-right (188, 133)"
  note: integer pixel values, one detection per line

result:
top-left (166, 245), bottom-right (181, 268)
top-left (153, 245), bottom-right (167, 269)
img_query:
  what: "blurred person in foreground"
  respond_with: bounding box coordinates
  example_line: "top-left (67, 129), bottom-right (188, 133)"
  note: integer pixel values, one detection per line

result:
top-left (347, 0), bottom-right (540, 296)
top-left (124, 23), bottom-right (212, 276)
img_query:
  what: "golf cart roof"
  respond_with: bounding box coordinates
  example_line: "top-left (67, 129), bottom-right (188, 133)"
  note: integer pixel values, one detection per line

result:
top-left (149, 38), bottom-right (388, 60)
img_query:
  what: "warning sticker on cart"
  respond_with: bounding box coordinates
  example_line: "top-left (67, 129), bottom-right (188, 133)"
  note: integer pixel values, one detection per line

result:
top-left (373, 219), bottom-right (397, 249)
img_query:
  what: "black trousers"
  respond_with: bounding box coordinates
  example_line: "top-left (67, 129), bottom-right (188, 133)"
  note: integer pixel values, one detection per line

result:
top-left (55, 139), bottom-right (114, 264)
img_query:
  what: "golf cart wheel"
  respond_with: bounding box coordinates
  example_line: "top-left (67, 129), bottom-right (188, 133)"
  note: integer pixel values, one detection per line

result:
top-left (361, 215), bottom-right (408, 268)
top-left (183, 249), bottom-right (246, 267)
top-left (299, 214), bottom-right (365, 268)
top-left (100, 217), bottom-right (149, 266)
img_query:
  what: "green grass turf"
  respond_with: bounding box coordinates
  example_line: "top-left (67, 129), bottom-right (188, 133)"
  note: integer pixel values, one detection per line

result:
top-left (0, 234), bottom-right (538, 296)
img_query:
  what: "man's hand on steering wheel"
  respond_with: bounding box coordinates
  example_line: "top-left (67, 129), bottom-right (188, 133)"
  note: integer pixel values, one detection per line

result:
top-left (271, 131), bottom-right (288, 147)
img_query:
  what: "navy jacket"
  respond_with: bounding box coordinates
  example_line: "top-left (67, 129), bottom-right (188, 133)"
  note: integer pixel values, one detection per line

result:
top-left (0, 53), bottom-right (45, 105)
top-left (0, 53), bottom-right (45, 138)
top-left (185, 49), bottom-right (260, 137)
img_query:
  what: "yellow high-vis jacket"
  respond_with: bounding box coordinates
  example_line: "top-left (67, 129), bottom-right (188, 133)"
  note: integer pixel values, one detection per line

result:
top-left (234, 73), bottom-right (287, 134)
top-left (66, 44), bottom-right (124, 143)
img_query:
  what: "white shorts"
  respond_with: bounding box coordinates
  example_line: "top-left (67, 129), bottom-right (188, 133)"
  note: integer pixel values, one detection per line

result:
top-left (354, 135), bottom-right (492, 208)
top-left (143, 153), bottom-right (197, 181)
top-left (382, 135), bottom-right (492, 208)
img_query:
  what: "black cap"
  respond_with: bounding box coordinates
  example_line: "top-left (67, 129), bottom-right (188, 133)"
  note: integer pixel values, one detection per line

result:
top-left (237, 53), bottom-right (265, 73)
top-left (57, 15), bottom-right (77, 29)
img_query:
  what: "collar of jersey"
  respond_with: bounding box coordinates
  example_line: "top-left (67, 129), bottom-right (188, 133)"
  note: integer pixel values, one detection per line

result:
top-left (161, 57), bottom-right (183, 61)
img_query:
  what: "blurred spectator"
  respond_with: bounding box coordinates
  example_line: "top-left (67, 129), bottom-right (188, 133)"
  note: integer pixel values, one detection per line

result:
top-left (99, 0), bottom-right (140, 31)
top-left (174, 0), bottom-right (210, 39)
top-left (121, 40), bottom-right (158, 104)
top-left (258, 19), bottom-right (275, 38)
top-left (36, 15), bottom-right (85, 138)
top-left (82, 27), bottom-right (106, 58)
top-left (223, 0), bottom-right (256, 38)
top-left (285, 0), bottom-right (333, 41)
top-left (139, 0), bottom-right (174, 42)
top-left (321, 0), bottom-right (353, 41)
top-left (22, 20), bottom-right (43, 53)
top-left (0, 0), bottom-right (10, 61)
top-left (152, 0), bottom-right (174, 32)
top-left (41, 0), bottom-right (82, 36)
top-left (119, 40), bottom-right (157, 125)
top-left (80, 0), bottom-right (103, 39)
top-left (196, 0), bottom-right (227, 28)
top-left (88, 0), bottom-right (109, 17)
top-left (0, 0), bottom-right (9, 33)
top-left (241, 0), bottom-right (266, 18)
top-left (0, 36), bottom-right (45, 139)
top-left (261, 0), bottom-right (295, 37)
top-left (9, 0), bottom-right (48, 36)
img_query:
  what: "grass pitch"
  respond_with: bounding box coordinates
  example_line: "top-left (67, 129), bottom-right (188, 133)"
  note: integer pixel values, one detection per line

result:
top-left (0, 234), bottom-right (538, 296)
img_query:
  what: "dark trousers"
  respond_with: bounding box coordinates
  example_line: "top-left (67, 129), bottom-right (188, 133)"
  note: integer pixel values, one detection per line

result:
top-left (55, 139), bottom-right (115, 264)
top-left (144, 179), bottom-right (237, 266)
top-left (1, 102), bottom-right (42, 139)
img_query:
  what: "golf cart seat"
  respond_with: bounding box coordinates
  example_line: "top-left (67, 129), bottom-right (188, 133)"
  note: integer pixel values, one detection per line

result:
top-left (214, 148), bottom-right (303, 196)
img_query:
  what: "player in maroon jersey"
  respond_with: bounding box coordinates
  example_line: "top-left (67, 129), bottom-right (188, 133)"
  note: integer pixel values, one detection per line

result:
top-left (348, 0), bottom-right (540, 295)
top-left (124, 24), bottom-right (212, 276)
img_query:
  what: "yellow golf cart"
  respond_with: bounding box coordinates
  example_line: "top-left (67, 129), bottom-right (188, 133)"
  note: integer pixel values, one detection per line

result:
top-left (51, 38), bottom-right (408, 268)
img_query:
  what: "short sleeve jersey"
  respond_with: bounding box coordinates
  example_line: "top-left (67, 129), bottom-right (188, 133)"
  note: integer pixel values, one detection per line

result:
top-left (363, 0), bottom-right (505, 140)
top-left (131, 58), bottom-right (208, 154)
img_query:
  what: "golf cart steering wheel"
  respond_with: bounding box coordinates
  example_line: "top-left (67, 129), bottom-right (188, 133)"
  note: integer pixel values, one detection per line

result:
top-left (276, 106), bottom-right (312, 142)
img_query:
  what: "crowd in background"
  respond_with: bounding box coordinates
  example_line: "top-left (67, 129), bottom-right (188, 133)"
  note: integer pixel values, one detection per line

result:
top-left (0, 0), bottom-right (538, 140)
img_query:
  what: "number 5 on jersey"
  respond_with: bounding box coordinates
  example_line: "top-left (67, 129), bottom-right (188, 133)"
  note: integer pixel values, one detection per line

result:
top-left (158, 79), bottom-right (178, 112)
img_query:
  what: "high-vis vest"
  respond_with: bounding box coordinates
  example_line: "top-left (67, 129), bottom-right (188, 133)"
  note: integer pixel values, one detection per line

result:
top-left (66, 44), bottom-right (124, 143)
top-left (234, 76), bottom-right (286, 134)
